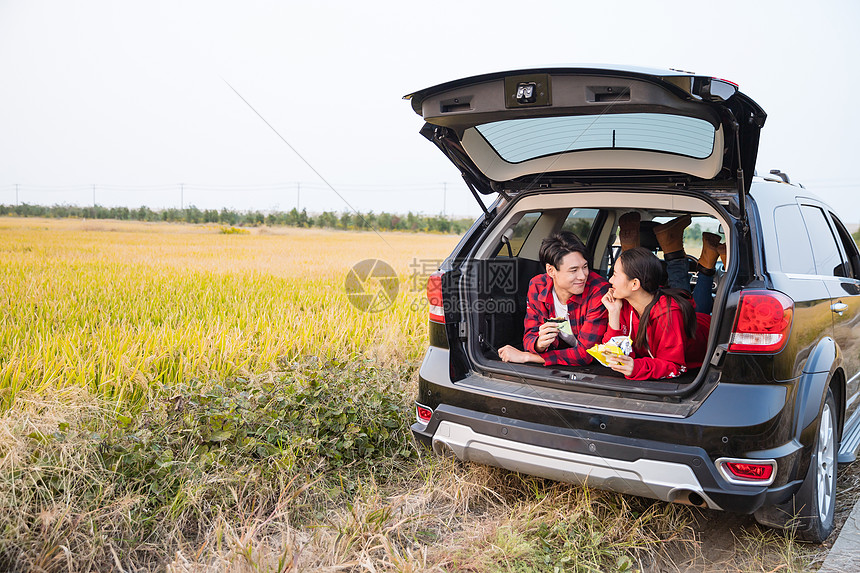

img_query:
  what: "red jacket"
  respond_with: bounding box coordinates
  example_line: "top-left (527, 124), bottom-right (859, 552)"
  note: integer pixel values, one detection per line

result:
top-left (523, 271), bottom-right (610, 366)
top-left (603, 295), bottom-right (710, 380)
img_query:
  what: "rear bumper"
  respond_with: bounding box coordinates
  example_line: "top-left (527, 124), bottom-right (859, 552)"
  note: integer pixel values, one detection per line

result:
top-left (412, 404), bottom-right (802, 514)
top-left (431, 418), bottom-right (725, 508)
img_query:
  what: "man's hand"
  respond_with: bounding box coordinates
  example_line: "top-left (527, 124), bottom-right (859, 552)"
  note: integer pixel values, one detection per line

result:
top-left (535, 321), bottom-right (560, 352)
top-left (605, 352), bottom-right (634, 377)
top-left (499, 345), bottom-right (545, 364)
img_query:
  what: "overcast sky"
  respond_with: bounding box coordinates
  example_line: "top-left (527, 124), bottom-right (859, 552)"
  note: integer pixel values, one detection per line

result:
top-left (1, 0), bottom-right (858, 220)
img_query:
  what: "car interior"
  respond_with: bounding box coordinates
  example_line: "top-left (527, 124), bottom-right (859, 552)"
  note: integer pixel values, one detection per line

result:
top-left (464, 191), bottom-right (730, 381)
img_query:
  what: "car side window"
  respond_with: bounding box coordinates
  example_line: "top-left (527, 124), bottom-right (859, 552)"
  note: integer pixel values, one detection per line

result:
top-left (497, 212), bottom-right (541, 257)
top-left (800, 204), bottom-right (845, 277)
top-left (773, 204), bottom-right (815, 274)
top-left (561, 208), bottom-right (599, 243)
top-left (828, 211), bottom-right (860, 280)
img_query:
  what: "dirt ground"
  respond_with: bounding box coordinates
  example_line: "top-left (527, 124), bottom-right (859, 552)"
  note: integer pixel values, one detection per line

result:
top-left (640, 461), bottom-right (860, 573)
top-left (647, 461), bottom-right (860, 572)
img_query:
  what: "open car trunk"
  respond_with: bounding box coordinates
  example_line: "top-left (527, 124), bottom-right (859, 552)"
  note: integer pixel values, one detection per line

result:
top-left (406, 67), bottom-right (767, 411)
top-left (453, 187), bottom-right (739, 407)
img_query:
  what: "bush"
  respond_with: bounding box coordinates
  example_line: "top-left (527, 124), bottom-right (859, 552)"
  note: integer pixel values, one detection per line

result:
top-left (0, 360), bottom-right (417, 570)
top-left (101, 360), bottom-right (415, 481)
top-left (219, 226), bottom-right (250, 235)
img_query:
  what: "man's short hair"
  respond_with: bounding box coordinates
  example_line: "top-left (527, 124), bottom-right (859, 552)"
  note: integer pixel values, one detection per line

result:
top-left (539, 231), bottom-right (589, 269)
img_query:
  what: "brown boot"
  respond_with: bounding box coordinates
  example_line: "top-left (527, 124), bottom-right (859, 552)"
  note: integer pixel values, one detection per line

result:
top-left (699, 232), bottom-right (722, 270)
top-left (618, 211), bottom-right (640, 252)
top-left (654, 214), bottom-right (691, 257)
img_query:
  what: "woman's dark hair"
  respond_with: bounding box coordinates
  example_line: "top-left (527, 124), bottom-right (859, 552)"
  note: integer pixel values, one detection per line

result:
top-left (539, 231), bottom-right (589, 269)
top-left (617, 247), bottom-right (697, 352)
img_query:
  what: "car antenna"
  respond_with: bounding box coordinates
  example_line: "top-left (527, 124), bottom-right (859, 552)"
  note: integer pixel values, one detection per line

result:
top-left (768, 169), bottom-right (790, 184)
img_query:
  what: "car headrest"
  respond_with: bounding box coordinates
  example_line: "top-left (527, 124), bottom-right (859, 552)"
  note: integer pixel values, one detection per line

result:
top-left (640, 220), bottom-right (661, 252)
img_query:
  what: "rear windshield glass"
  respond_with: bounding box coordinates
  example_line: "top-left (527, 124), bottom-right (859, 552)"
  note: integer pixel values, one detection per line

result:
top-left (475, 113), bottom-right (716, 163)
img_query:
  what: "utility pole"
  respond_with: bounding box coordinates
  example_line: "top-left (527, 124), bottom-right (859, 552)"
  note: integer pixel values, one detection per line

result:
top-left (15, 184), bottom-right (18, 206)
top-left (443, 182), bottom-right (447, 217)
top-left (297, 182), bottom-right (301, 210)
top-left (180, 183), bottom-right (184, 210)
top-left (92, 184), bottom-right (96, 207)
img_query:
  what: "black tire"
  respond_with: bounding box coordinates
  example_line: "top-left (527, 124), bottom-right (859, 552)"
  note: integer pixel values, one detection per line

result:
top-left (794, 388), bottom-right (838, 543)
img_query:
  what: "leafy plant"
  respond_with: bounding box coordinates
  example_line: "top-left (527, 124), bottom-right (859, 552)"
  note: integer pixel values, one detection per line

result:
top-left (99, 360), bottom-right (417, 499)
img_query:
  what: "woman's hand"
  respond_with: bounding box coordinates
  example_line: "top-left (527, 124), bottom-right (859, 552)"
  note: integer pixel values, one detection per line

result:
top-left (535, 321), bottom-right (560, 352)
top-left (601, 288), bottom-right (622, 313)
top-left (605, 352), bottom-right (634, 377)
top-left (601, 288), bottom-right (623, 328)
top-left (499, 345), bottom-right (545, 364)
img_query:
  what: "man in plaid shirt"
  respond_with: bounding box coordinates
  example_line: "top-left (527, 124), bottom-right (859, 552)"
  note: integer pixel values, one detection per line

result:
top-left (498, 231), bottom-right (610, 366)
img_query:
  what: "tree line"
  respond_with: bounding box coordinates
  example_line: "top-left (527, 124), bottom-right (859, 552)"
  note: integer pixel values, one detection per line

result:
top-left (0, 203), bottom-right (476, 234)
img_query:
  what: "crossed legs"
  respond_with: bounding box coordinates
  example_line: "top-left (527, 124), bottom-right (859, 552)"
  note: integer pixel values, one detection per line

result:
top-left (618, 212), bottom-right (725, 314)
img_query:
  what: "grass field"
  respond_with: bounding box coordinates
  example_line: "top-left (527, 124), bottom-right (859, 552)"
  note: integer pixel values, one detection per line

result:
top-left (0, 218), bottom-right (816, 572)
top-left (0, 218), bottom-right (454, 410)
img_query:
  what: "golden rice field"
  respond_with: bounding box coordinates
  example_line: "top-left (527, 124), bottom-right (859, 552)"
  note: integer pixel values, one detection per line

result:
top-left (0, 217), bottom-right (460, 410)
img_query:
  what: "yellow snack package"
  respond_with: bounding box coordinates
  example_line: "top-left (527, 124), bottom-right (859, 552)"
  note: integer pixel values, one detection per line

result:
top-left (587, 336), bottom-right (633, 367)
top-left (587, 344), bottom-right (623, 367)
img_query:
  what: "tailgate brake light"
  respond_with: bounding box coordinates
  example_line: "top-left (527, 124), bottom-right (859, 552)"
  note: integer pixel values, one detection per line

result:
top-left (728, 290), bottom-right (793, 353)
top-left (427, 270), bottom-right (446, 324)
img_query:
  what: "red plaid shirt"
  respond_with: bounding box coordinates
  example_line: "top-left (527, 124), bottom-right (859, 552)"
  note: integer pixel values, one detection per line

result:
top-left (523, 271), bottom-right (610, 366)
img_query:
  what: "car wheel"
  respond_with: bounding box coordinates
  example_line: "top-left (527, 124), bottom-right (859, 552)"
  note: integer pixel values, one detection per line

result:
top-left (795, 388), bottom-right (837, 543)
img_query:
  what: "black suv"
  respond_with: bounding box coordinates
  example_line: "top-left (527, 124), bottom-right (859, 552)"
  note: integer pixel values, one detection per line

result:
top-left (404, 66), bottom-right (860, 543)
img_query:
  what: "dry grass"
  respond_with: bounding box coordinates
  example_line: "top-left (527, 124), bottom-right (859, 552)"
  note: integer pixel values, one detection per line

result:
top-left (0, 390), bottom-right (683, 572)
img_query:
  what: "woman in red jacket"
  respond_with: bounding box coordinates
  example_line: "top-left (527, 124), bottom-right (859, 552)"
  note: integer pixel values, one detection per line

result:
top-left (600, 247), bottom-right (710, 380)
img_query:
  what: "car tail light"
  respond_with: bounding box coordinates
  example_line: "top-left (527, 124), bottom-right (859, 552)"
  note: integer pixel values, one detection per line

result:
top-left (725, 462), bottom-right (773, 480)
top-left (416, 404), bottom-right (433, 424)
top-left (717, 458), bottom-right (776, 485)
top-left (728, 290), bottom-right (793, 353)
top-left (427, 270), bottom-right (445, 324)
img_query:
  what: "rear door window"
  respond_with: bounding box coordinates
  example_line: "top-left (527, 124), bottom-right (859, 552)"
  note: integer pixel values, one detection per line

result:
top-left (800, 205), bottom-right (845, 277)
top-left (497, 212), bottom-right (541, 257)
top-left (561, 208), bottom-right (600, 243)
top-left (774, 204), bottom-right (816, 275)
